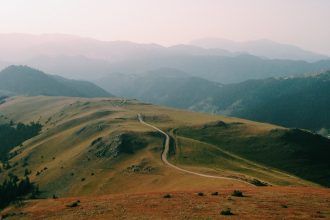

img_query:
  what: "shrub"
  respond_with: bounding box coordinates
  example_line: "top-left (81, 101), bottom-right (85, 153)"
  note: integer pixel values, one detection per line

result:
top-left (250, 179), bottom-right (268, 186)
top-left (81, 178), bottom-right (86, 182)
top-left (66, 200), bottom-right (80, 208)
top-left (211, 192), bottom-right (219, 196)
top-left (197, 192), bottom-right (204, 196)
top-left (163, 194), bottom-right (171, 198)
top-left (220, 208), bottom-right (234, 216)
top-left (231, 190), bottom-right (243, 197)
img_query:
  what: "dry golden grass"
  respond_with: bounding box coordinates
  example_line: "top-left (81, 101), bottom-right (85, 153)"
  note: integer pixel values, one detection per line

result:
top-left (0, 96), bottom-right (323, 199)
top-left (1, 96), bottom-right (329, 219)
top-left (1, 187), bottom-right (329, 219)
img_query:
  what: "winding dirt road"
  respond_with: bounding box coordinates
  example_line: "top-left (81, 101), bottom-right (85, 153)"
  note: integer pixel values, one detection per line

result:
top-left (138, 114), bottom-right (254, 186)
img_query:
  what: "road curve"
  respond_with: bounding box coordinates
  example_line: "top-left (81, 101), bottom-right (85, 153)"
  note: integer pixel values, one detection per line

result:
top-left (138, 114), bottom-right (254, 186)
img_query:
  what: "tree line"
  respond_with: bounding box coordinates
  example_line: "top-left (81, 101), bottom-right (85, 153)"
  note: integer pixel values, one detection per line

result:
top-left (0, 173), bottom-right (38, 209)
top-left (0, 121), bottom-right (42, 162)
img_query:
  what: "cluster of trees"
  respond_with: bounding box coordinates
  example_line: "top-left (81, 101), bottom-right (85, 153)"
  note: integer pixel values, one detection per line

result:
top-left (0, 173), bottom-right (38, 209)
top-left (0, 120), bottom-right (42, 209)
top-left (0, 122), bottom-right (42, 161)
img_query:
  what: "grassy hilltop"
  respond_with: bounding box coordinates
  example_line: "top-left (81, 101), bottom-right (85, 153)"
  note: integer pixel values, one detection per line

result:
top-left (0, 96), bottom-right (329, 219)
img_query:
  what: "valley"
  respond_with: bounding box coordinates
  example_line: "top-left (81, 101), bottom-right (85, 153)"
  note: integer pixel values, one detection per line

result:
top-left (101, 69), bottom-right (330, 132)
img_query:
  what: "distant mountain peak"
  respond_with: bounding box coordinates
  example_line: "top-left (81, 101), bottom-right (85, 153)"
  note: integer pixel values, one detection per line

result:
top-left (190, 37), bottom-right (329, 62)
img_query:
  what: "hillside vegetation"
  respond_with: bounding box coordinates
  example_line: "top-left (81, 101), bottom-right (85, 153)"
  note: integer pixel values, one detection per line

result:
top-left (176, 123), bottom-right (330, 187)
top-left (0, 96), bottom-right (328, 202)
top-left (0, 121), bottom-right (41, 162)
top-left (102, 69), bottom-right (330, 131)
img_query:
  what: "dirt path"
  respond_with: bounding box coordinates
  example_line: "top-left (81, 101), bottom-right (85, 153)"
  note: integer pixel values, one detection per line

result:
top-left (138, 114), bottom-right (254, 186)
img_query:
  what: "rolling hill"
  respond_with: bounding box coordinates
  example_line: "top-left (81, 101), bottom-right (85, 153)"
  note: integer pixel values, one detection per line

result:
top-left (0, 96), bottom-right (329, 219)
top-left (100, 69), bottom-right (330, 132)
top-left (0, 65), bottom-right (111, 98)
top-left (0, 96), bottom-right (329, 194)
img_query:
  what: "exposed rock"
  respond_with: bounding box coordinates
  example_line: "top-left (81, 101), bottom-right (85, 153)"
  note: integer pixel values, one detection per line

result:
top-left (89, 133), bottom-right (147, 159)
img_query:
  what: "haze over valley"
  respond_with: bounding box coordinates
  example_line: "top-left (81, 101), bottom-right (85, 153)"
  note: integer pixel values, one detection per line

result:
top-left (0, 1), bottom-right (330, 219)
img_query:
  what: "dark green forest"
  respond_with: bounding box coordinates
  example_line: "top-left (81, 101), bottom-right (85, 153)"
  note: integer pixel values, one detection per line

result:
top-left (110, 69), bottom-right (330, 131)
top-left (0, 122), bottom-right (42, 162)
top-left (0, 173), bottom-right (38, 209)
top-left (0, 121), bottom-right (41, 209)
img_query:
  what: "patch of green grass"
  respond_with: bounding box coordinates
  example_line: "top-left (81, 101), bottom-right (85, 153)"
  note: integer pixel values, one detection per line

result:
top-left (177, 124), bottom-right (330, 187)
top-left (170, 136), bottom-right (305, 186)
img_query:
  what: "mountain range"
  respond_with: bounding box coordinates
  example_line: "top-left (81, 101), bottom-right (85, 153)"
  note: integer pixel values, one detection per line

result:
top-left (97, 68), bottom-right (330, 131)
top-left (190, 38), bottom-right (329, 62)
top-left (1, 33), bottom-right (330, 83)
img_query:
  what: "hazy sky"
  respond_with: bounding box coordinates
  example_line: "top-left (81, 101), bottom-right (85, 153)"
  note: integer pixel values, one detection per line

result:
top-left (1, 0), bottom-right (330, 54)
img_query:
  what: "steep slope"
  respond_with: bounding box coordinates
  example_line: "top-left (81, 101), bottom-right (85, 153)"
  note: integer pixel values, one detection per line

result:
top-left (95, 54), bottom-right (330, 83)
top-left (100, 70), bottom-right (330, 131)
top-left (177, 124), bottom-right (330, 187)
top-left (211, 72), bottom-right (330, 131)
top-left (96, 68), bottom-right (221, 109)
top-left (0, 65), bottom-right (111, 97)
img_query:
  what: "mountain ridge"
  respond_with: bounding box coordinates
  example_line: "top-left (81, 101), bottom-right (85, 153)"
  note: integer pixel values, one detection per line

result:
top-left (2, 33), bottom-right (330, 83)
top-left (98, 68), bottom-right (330, 131)
top-left (0, 65), bottom-right (112, 97)
top-left (190, 37), bottom-right (329, 62)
